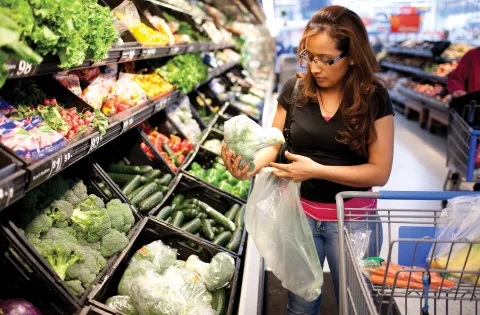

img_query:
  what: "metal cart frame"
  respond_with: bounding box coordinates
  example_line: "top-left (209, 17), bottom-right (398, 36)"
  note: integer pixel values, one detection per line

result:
top-left (336, 190), bottom-right (480, 315)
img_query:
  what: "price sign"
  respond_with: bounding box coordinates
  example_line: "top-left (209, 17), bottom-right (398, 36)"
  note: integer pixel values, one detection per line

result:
top-left (88, 134), bottom-right (103, 153)
top-left (6, 59), bottom-right (18, 78)
top-left (121, 117), bottom-right (135, 134)
top-left (154, 97), bottom-right (169, 113)
top-left (120, 49), bottom-right (136, 62)
top-left (169, 46), bottom-right (181, 55)
top-left (0, 181), bottom-right (14, 209)
top-left (141, 48), bottom-right (157, 59)
top-left (13, 60), bottom-right (38, 77)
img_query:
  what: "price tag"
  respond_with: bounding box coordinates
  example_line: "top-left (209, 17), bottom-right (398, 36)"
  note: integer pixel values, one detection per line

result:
top-left (141, 48), bottom-right (157, 59)
top-left (121, 117), bottom-right (135, 134)
top-left (6, 59), bottom-right (18, 78)
top-left (13, 60), bottom-right (38, 77)
top-left (120, 49), bottom-right (136, 62)
top-left (88, 134), bottom-right (103, 153)
top-left (169, 46), bottom-right (181, 55)
top-left (0, 181), bottom-right (14, 209)
top-left (187, 45), bottom-right (196, 53)
top-left (154, 97), bottom-right (169, 113)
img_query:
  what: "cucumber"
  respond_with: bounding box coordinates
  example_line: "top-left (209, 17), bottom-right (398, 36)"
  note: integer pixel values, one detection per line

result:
top-left (182, 209), bottom-right (200, 220)
top-left (213, 226), bottom-right (225, 235)
top-left (162, 143), bottom-right (179, 166)
top-left (108, 164), bottom-right (142, 174)
top-left (108, 173), bottom-right (147, 185)
top-left (158, 186), bottom-right (169, 193)
top-left (97, 182), bottom-right (113, 199)
top-left (122, 175), bottom-right (143, 196)
top-left (226, 227), bottom-right (243, 252)
top-left (225, 204), bottom-right (240, 221)
top-left (131, 183), bottom-right (159, 206)
top-left (172, 211), bottom-right (185, 227)
top-left (201, 218), bottom-right (215, 241)
top-left (197, 213), bottom-right (208, 219)
top-left (143, 169), bottom-right (162, 182)
top-left (177, 204), bottom-right (197, 212)
top-left (138, 191), bottom-right (164, 212)
top-left (171, 194), bottom-right (185, 209)
top-left (212, 288), bottom-right (227, 315)
top-left (156, 206), bottom-right (174, 220)
top-left (194, 200), bottom-right (236, 231)
top-left (213, 231), bottom-right (232, 247)
top-left (212, 227), bottom-right (220, 235)
top-left (181, 218), bottom-right (202, 234)
top-left (138, 165), bottom-right (154, 174)
top-left (128, 185), bottom-right (146, 201)
top-left (158, 174), bottom-right (173, 186)
top-left (235, 204), bottom-right (246, 228)
top-left (165, 216), bottom-right (173, 224)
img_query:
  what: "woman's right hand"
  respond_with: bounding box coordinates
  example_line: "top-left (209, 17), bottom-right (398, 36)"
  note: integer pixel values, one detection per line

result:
top-left (221, 143), bottom-right (256, 181)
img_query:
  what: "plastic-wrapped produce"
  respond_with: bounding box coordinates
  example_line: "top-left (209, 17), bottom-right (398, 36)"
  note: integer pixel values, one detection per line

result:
top-left (167, 97), bottom-right (202, 144)
top-left (224, 115), bottom-right (284, 172)
top-left (180, 305), bottom-right (218, 315)
top-left (130, 240), bottom-right (177, 272)
top-left (105, 295), bottom-right (139, 315)
top-left (118, 260), bottom-right (159, 295)
top-left (185, 253), bottom-right (235, 291)
top-left (203, 139), bottom-right (222, 155)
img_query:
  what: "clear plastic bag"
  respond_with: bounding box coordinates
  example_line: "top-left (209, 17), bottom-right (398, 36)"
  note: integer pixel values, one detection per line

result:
top-left (429, 195), bottom-right (480, 285)
top-left (105, 295), bottom-right (138, 315)
top-left (130, 240), bottom-right (177, 273)
top-left (224, 115), bottom-right (285, 172)
top-left (245, 168), bottom-right (323, 301)
top-left (185, 253), bottom-right (235, 291)
top-left (118, 260), bottom-right (158, 296)
top-left (179, 306), bottom-right (218, 315)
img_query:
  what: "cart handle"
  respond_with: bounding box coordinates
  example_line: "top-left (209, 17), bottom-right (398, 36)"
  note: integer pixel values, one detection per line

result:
top-left (379, 190), bottom-right (480, 200)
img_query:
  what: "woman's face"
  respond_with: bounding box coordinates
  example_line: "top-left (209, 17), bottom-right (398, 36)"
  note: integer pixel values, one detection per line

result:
top-left (305, 32), bottom-right (350, 90)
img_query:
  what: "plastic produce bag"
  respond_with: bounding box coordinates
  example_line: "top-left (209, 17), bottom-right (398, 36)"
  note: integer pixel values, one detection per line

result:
top-left (105, 295), bottom-right (138, 315)
top-left (179, 306), bottom-right (218, 315)
top-left (118, 260), bottom-right (158, 296)
top-left (162, 266), bottom-right (212, 306)
top-left (167, 97), bottom-right (202, 144)
top-left (224, 115), bottom-right (285, 172)
top-left (130, 240), bottom-right (177, 272)
top-left (245, 168), bottom-right (323, 301)
top-left (185, 253), bottom-right (235, 291)
top-left (429, 195), bottom-right (480, 285)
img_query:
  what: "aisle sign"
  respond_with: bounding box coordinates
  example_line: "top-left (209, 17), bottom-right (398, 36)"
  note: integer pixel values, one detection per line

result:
top-left (170, 46), bottom-right (181, 55)
top-left (120, 49), bottom-right (136, 62)
top-left (121, 117), bottom-right (135, 134)
top-left (391, 7), bottom-right (420, 33)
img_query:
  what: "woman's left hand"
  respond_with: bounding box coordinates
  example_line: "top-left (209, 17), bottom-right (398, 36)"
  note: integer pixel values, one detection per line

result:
top-left (270, 151), bottom-right (320, 182)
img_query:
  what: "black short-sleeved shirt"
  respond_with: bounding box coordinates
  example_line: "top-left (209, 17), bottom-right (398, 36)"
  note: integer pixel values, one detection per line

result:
top-left (277, 76), bottom-right (394, 203)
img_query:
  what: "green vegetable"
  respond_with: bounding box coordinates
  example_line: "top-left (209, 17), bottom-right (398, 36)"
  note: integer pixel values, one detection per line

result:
top-left (213, 226), bottom-right (224, 235)
top-left (182, 208), bottom-right (200, 220)
top-left (137, 165), bottom-right (154, 174)
top-left (195, 200), bottom-right (236, 231)
top-left (218, 182), bottom-right (233, 194)
top-left (109, 165), bottom-right (142, 175)
top-left (97, 182), bottom-right (113, 199)
top-left (225, 204), bottom-right (240, 221)
top-left (176, 203), bottom-right (197, 211)
top-left (34, 239), bottom-right (83, 280)
top-left (71, 208), bottom-right (110, 243)
top-left (235, 205), bottom-right (246, 228)
top-left (105, 296), bottom-right (138, 315)
top-left (130, 183), bottom-right (159, 206)
top-left (143, 169), bottom-right (162, 182)
top-left (181, 218), bottom-right (202, 234)
top-left (156, 206), bottom-right (174, 220)
top-left (226, 227), bottom-right (243, 252)
top-left (162, 143), bottom-right (179, 166)
top-left (171, 194), bottom-right (185, 209)
top-left (212, 288), bottom-right (227, 315)
top-left (157, 174), bottom-right (173, 186)
top-left (105, 199), bottom-right (135, 233)
top-left (100, 230), bottom-right (128, 258)
top-left (158, 186), bottom-right (169, 194)
top-left (138, 191), bottom-right (164, 213)
top-left (213, 231), bottom-right (232, 247)
top-left (46, 200), bottom-right (74, 226)
top-left (172, 211), bottom-right (185, 227)
top-left (165, 216), bottom-right (173, 224)
top-left (201, 218), bottom-right (215, 241)
top-left (122, 175), bottom-right (143, 196)
top-left (127, 185), bottom-right (146, 201)
top-left (191, 162), bottom-right (203, 171)
top-left (65, 280), bottom-right (85, 297)
top-left (108, 173), bottom-right (146, 185)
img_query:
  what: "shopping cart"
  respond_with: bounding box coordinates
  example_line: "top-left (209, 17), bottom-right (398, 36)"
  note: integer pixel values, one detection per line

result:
top-left (444, 102), bottom-right (480, 192)
top-left (336, 190), bottom-right (480, 315)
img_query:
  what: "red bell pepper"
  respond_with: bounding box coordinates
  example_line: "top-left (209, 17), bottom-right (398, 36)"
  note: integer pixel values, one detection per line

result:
top-left (180, 139), bottom-right (193, 152)
top-left (177, 155), bottom-right (185, 165)
top-left (154, 137), bottom-right (163, 152)
top-left (170, 142), bottom-right (181, 153)
top-left (140, 143), bottom-right (155, 159)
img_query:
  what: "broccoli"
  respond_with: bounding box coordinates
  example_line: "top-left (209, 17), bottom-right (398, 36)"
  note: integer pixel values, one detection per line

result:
top-left (106, 295), bottom-right (138, 315)
top-left (100, 230), bottom-right (129, 258)
top-left (62, 180), bottom-right (88, 206)
top-left (77, 269), bottom-right (97, 288)
top-left (106, 199), bottom-right (135, 233)
top-left (77, 194), bottom-right (105, 212)
top-left (61, 226), bottom-right (77, 238)
top-left (24, 213), bottom-right (53, 238)
top-left (71, 208), bottom-right (111, 243)
top-left (54, 220), bottom-right (69, 228)
top-left (25, 233), bottom-right (42, 247)
top-left (42, 227), bottom-right (78, 244)
top-left (65, 245), bottom-right (106, 288)
top-left (46, 200), bottom-right (74, 226)
top-left (65, 279), bottom-right (85, 297)
top-left (78, 238), bottom-right (101, 251)
top-left (34, 240), bottom-right (83, 280)
top-left (38, 175), bottom-right (70, 202)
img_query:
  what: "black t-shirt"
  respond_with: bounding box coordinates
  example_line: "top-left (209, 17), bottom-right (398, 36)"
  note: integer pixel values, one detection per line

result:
top-left (276, 76), bottom-right (394, 203)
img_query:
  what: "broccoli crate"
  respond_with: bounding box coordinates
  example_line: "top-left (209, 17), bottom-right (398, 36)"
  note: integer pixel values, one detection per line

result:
top-left (182, 147), bottom-right (253, 203)
top-left (87, 217), bottom-right (241, 315)
top-left (0, 158), bottom-right (142, 314)
top-left (151, 173), bottom-right (247, 256)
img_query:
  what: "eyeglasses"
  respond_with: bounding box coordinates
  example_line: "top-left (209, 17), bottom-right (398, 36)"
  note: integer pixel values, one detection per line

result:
top-left (300, 49), bottom-right (347, 67)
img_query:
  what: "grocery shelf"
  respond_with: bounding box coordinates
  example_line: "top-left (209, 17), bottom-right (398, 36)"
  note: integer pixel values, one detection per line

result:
top-left (386, 47), bottom-right (434, 58)
top-left (381, 61), bottom-right (448, 84)
top-left (397, 84), bottom-right (449, 112)
top-left (6, 42), bottom-right (234, 80)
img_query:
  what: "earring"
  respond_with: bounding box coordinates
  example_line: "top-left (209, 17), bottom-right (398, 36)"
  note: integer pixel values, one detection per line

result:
top-left (350, 61), bottom-right (354, 65)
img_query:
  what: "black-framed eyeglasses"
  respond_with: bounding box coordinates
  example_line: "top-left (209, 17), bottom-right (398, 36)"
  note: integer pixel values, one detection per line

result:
top-left (299, 49), bottom-right (347, 66)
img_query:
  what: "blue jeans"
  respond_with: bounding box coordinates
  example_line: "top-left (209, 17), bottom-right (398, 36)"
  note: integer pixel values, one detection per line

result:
top-left (286, 215), bottom-right (383, 315)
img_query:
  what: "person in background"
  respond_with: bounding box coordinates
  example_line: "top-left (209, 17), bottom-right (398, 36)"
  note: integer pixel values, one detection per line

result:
top-left (222, 5), bottom-right (394, 314)
top-left (447, 47), bottom-right (480, 97)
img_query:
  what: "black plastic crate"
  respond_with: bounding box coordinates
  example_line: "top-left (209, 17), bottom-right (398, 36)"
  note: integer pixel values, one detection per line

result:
top-left (78, 304), bottom-right (113, 315)
top-left (88, 217), bottom-right (241, 315)
top-left (0, 158), bottom-right (142, 314)
top-left (151, 173), bottom-right (247, 256)
top-left (188, 91), bottom-right (219, 129)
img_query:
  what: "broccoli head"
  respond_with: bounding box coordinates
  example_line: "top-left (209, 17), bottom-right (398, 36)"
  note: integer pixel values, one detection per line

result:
top-left (106, 199), bottom-right (135, 233)
top-left (54, 220), bottom-right (69, 228)
top-left (24, 213), bottom-right (53, 238)
top-left (46, 200), bottom-right (74, 226)
top-left (61, 226), bottom-right (77, 238)
top-left (42, 227), bottom-right (78, 244)
top-left (100, 230), bottom-right (129, 258)
top-left (39, 175), bottom-right (70, 202)
top-left (62, 180), bottom-right (89, 206)
top-left (65, 279), bottom-right (85, 297)
top-left (78, 238), bottom-right (102, 251)
top-left (34, 240), bottom-right (83, 280)
top-left (71, 208), bottom-right (111, 243)
top-left (77, 194), bottom-right (105, 212)
top-left (66, 249), bottom-right (98, 280)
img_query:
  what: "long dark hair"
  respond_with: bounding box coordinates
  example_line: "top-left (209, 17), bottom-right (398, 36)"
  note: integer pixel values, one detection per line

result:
top-left (295, 5), bottom-right (382, 157)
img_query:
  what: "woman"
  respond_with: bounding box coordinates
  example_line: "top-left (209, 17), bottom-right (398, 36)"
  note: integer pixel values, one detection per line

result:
top-left (222, 5), bottom-right (394, 314)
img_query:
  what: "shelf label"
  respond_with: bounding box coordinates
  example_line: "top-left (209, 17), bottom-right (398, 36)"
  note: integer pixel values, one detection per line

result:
top-left (0, 179), bottom-right (14, 209)
top-left (141, 48), bottom-right (157, 59)
top-left (120, 49), bottom-right (136, 62)
top-left (88, 134), bottom-right (103, 153)
top-left (187, 45), bottom-right (196, 53)
top-left (121, 117), bottom-right (135, 134)
top-left (10, 60), bottom-right (39, 77)
top-left (154, 97), bottom-right (169, 113)
top-left (169, 46), bottom-right (181, 55)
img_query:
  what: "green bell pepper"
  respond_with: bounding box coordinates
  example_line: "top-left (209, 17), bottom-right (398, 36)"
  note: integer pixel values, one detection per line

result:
top-left (226, 173), bottom-right (239, 186)
top-left (219, 181), bottom-right (233, 193)
top-left (191, 162), bottom-right (203, 171)
top-left (213, 162), bottom-right (226, 172)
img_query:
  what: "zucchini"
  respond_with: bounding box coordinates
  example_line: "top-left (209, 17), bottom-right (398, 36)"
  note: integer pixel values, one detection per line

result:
top-left (201, 218), bottom-right (215, 241)
top-left (225, 204), bottom-right (240, 221)
top-left (156, 206), bottom-right (174, 220)
top-left (235, 204), bottom-right (246, 228)
top-left (177, 204), bottom-right (197, 211)
top-left (144, 169), bottom-right (162, 182)
top-left (162, 143), bottom-right (179, 166)
top-left (181, 218), bottom-right (202, 234)
top-left (165, 216), bottom-right (173, 224)
top-left (197, 213), bottom-right (208, 219)
top-left (128, 185), bottom-right (146, 201)
top-left (138, 191), bottom-right (164, 212)
top-left (138, 165), bottom-right (154, 174)
top-left (212, 288), bottom-right (227, 315)
top-left (158, 186), bottom-right (169, 193)
top-left (212, 227), bottom-right (220, 235)
top-left (108, 164), bottom-right (142, 174)
top-left (195, 200), bottom-right (236, 231)
top-left (108, 173), bottom-right (147, 185)
top-left (226, 227), bottom-right (243, 252)
top-left (213, 231), bottom-right (232, 247)
top-left (122, 175), bottom-right (143, 196)
top-left (131, 183), bottom-right (159, 206)
top-left (158, 174), bottom-right (173, 186)
top-left (171, 194), bottom-right (185, 209)
top-left (182, 208), bottom-right (200, 220)
top-left (212, 226), bottom-right (225, 235)
top-left (172, 211), bottom-right (185, 227)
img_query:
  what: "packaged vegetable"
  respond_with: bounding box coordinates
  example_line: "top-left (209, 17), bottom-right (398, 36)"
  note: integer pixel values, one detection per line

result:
top-left (81, 75), bottom-right (117, 110)
top-left (130, 240), bottom-right (177, 272)
top-left (224, 115), bottom-right (285, 172)
top-left (114, 73), bottom-right (148, 110)
top-left (0, 98), bottom-right (16, 116)
top-left (54, 73), bottom-right (82, 96)
top-left (185, 253), bottom-right (235, 291)
top-left (167, 97), bottom-right (202, 144)
top-left (118, 260), bottom-right (159, 296)
top-left (106, 295), bottom-right (139, 315)
top-left (143, 11), bottom-right (175, 46)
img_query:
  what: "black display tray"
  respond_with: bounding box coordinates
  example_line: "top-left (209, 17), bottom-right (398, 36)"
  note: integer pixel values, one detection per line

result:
top-left (0, 148), bottom-right (28, 211)
top-left (87, 217), bottom-right (241, 315)
top-left (380, 61), bottom-right (448, 85)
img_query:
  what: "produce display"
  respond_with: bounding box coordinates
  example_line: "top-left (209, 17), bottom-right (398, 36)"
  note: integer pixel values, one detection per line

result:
top-left (195, 94), bottom-right (219, 124)
top-left (133, 73), bottom-right (175, 100)
top-left (104, 239), bottom-right (234, 315)
top-left (14, 175), bottom-right (135, 296)
top-left (403, 80), bottom-right (451, 104)
top-left (429, 61), bottom-right (458, 77)
top-left (203, 139), bottom-right (222, 156)
top-left (105, 162), bottom-right (173, 213)
top-left (162, 12), bottom-right (209, 43)
top-left (441, 43), bottom-right (474, 59)
top-left (141, 122), bottom-right (194, 172)
top-left (156, 194), bottom-right (245, 252)
top-left (167, 97), bottom-right (203, 144)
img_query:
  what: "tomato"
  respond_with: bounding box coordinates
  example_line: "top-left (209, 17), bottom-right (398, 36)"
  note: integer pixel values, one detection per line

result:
top-left (177, 155), bottom-right (185, 165)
